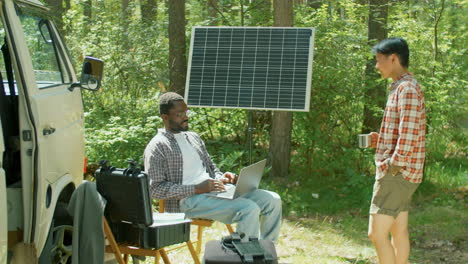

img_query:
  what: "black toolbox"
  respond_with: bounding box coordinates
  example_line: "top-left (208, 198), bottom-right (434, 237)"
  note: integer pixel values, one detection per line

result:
top-left (95, 160), bottom-right (191, 249)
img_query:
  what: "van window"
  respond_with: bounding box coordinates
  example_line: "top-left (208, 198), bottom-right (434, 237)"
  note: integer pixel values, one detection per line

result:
top-left (19, 14), bottom-right (70, 88)
top-left (0, 25), bottom-right (17, 95)
top-left (0, 19), bottom-right (21, 186)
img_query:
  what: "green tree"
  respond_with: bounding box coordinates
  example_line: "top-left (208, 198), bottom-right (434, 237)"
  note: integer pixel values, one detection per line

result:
top-left (269, 0), bottom-right (294, 179)
top-left (362, 0), bottom-right (388, 133)
top-left (168, 0), bottom-right (187, 95)
top-left (43, 0), bottom-right (69, 33)
top-left (82, 0), bottom-right (92, 32)
top-left (141, 0), bottom-right (158, 24)
top-left (57, 0), bottom-right (466, 204)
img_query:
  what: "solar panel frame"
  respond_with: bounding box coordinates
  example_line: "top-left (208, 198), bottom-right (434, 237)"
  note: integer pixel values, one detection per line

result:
top-left (185, 26), bottom-right (315, 112)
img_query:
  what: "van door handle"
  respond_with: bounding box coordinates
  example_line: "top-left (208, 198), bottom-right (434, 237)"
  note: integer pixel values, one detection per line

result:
top-left (43, 127), bottom-right (56, 135)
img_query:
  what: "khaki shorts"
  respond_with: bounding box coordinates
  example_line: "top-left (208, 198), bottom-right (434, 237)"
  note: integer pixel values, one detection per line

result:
top-left (370, 172), bottom-right (420, 218)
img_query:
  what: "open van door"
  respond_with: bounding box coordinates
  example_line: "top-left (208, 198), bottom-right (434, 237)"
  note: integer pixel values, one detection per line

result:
top-left (0, 0), bottom-right (103, 261)
top-left (0, 120), bottom-right (7, 264)
top-left (3, 0), bottom-right (85, 254)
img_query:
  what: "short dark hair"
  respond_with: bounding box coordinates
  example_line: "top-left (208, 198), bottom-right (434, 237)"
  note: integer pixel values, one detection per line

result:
top-left (372, 37), bottom-right (409, 68)
top-left (159, 92), bottom-right (184, 115)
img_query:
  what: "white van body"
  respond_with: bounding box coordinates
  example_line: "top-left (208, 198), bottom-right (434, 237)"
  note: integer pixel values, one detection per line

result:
top-left (0, 0), bottom-right (103, 262)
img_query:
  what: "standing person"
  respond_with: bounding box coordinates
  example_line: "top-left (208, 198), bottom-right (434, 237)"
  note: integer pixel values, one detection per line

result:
top-left (144, 92), bottom-right (282, 242)
top-left (367, 38), bottom-right (426, 264)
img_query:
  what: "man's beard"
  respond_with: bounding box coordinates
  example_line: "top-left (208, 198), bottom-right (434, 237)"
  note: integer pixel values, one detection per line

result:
top-left (169, 120), bottom-right (188, 133)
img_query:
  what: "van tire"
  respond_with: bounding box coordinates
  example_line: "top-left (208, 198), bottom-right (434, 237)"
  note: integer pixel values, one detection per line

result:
top-left (39, 203), bottom-right (73, 264)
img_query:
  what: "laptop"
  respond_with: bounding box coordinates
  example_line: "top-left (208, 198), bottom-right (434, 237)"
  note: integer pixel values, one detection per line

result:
top-left (207, 159), bottom-right (267, 200)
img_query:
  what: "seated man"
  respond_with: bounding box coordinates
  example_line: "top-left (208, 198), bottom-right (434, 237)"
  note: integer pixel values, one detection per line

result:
top-left (144, 92), bottom-right (282, 242)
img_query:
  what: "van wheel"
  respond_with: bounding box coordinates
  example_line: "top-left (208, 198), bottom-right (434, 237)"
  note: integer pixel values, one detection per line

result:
top-left (50, 225), bottom-right (73, 263)
top-left (40, 223), bottom-right (73, 264)
top-left (39, 202), bottom-right (73, 264)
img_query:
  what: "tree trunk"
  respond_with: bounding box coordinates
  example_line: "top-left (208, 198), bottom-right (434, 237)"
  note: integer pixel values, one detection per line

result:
top-left (83, 0), bottom-right (92, 19)
top-left (83, 0), bottom-right (93, 21)
top-left (168, 0), bottom-right (187, 95)
top-left (269, 0), bottom-right (294, 179)
top-left (362, 0), bottom-right (388, 133)
top-left (64, 0), bottom-right (70, 11)
top-left (44, 0), bottom-right (65, 34)
top-left (308, 0), bottom-right (323, 8)
top-left (82, 0), bottom-right (92, 33)
top-left (432, 0), bottom-right (445, 74)
top-left (248, 0), bottom-right (273, 26)
top-left (121, 0), bottom-right (131, 49)
top-left (141, 0), bottom-right (158, 23)
top-left (122, 0), bottom-right (130, 21)
top-left (207, 0), bottom-right (219, 26)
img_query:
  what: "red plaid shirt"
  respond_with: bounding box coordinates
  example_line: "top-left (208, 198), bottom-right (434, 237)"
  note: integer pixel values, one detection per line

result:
top-left (375, 73), bottom-right (426, 183)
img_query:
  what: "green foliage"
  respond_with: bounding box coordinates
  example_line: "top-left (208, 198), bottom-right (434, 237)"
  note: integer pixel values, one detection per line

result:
top-left (388, 0), bottom-right (467, 166)
top-left (84, 96), bottom-right (162, 167)
top-left (57, 0), bottom-right (466, 216)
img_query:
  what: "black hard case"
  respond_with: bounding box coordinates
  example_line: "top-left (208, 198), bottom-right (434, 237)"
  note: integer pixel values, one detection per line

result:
top-left (203, 240), bottom-right (278, 264)
top-left (95, 165), bottom-right (153, 226)
top-left (95, 162), bottom-right (190, 249)
top-left (110, 219), bottom-right (191, 249)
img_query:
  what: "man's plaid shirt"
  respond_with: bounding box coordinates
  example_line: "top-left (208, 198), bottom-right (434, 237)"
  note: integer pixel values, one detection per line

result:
top-left (144, 129), bottom-right (224, 212)
top-left (375, 73), bottom-right (426, 183)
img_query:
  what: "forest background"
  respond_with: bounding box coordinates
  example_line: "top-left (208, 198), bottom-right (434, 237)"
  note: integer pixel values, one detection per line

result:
top-left (44, 0), bottom-right (466, 263)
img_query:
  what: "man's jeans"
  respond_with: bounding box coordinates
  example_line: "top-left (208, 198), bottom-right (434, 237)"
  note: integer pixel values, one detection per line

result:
top-left (180, 189), bottom-right (282, 243)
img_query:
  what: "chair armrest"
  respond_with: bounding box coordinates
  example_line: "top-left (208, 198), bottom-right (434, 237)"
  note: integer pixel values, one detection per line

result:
top-left (158, 200), bottom-right (165, 213)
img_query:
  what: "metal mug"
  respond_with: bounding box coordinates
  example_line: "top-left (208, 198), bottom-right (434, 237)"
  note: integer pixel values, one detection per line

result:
top-left (358, 134), bottom-right (371, 148)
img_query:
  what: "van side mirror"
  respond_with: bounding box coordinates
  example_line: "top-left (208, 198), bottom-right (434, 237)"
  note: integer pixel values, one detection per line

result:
top-left (69, 56), bottom-right (104, 91)
top-left (80, 56), bottom-right (104, 90)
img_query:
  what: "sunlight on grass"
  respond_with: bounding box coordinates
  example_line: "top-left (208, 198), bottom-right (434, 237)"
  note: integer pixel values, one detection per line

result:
top-left (276, 216), bottom-right (377, 264)
top-left (126, 200), bottom-right (467, 264)
top-left (424, 161), bottom-right (468, 188)
top-left (409, 204), bottom-right (468, 264)
top-left (132, 217), bottom-right (378, 264)
top-left (126, 162), bottom-right (467, 264)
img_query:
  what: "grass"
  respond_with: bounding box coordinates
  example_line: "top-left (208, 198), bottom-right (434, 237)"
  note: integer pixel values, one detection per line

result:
top-left (129, 159), bottom-right (467, 264)
top-left (129, 216), bottom-right (378, 264)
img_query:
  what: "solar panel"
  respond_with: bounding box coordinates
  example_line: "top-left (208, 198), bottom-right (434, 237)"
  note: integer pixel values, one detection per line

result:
top-left (185, 27), bottom-right (315, 112)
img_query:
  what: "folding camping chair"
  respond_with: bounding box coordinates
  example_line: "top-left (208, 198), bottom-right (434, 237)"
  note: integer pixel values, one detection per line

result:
top-left (102, 218), bottom-right (199, 264)
top-left (158, 200), bottom-right (234, 255)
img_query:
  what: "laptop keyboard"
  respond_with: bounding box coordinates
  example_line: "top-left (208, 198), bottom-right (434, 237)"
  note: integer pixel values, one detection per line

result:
top-left (211, 184), bottom-right (235, 198)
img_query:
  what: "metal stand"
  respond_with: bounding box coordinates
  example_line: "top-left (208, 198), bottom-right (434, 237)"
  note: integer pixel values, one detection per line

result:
top-left (247, 111), bottom-right (254, 164)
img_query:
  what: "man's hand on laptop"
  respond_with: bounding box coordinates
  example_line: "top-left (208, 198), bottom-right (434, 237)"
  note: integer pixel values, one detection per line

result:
top-left (222, 172), bottom-right (238, 184)
top-left (195, 179), bottom-right (226, 193)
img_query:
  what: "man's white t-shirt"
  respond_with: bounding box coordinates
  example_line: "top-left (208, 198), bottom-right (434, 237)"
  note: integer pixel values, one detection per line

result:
top-left (173, 132), bottom-right (211, 185)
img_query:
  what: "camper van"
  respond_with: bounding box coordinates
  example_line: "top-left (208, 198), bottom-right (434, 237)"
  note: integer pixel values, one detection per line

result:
top-left (0, 0), bottom-right (103, 263)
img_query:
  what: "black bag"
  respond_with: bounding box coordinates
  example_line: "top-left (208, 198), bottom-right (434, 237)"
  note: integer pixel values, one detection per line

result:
top-left (203, 233), bottom-right (278, 264)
